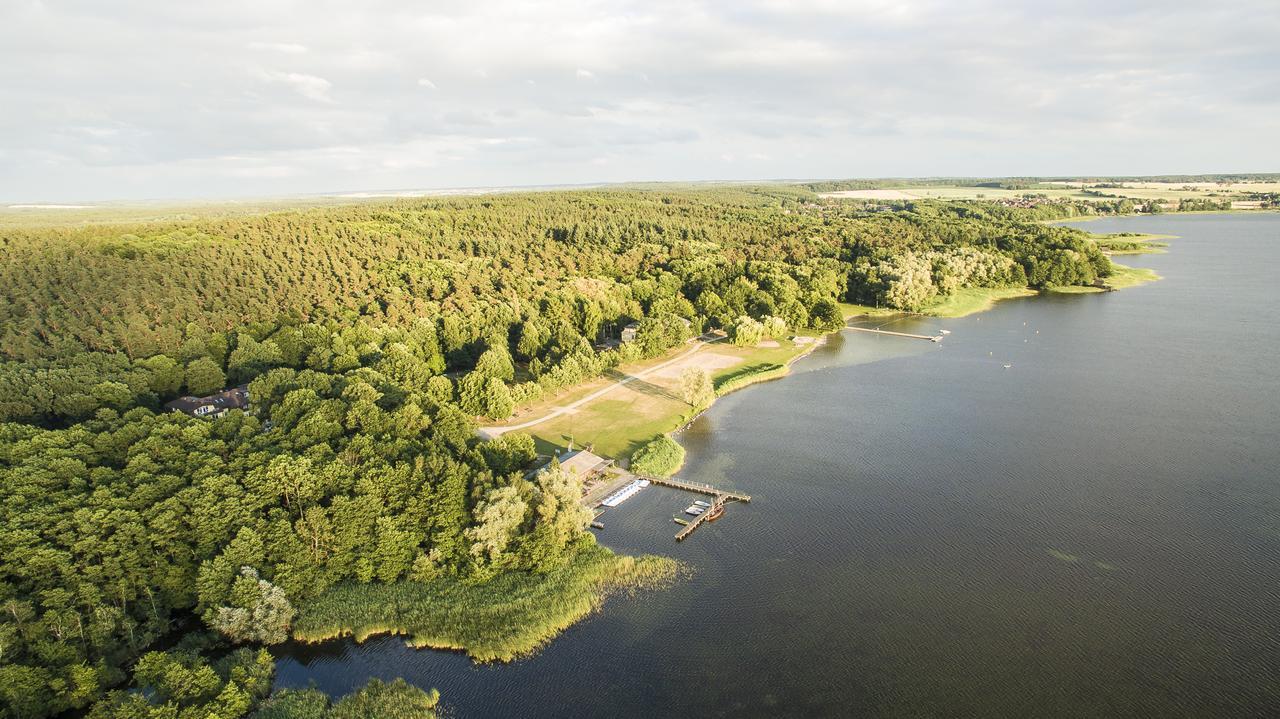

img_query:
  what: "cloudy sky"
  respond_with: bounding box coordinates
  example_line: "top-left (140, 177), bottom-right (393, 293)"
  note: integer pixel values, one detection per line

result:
top-left (2, 0), bottom-right (1277, 201)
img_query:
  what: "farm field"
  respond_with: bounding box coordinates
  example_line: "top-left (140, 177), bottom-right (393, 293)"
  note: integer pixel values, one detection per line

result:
top-left (820, 180), bottom-right (1280, 205)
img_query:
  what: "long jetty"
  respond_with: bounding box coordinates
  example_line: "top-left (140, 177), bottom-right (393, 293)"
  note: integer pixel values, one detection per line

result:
top-left (641, 475), bottom-right (752, 502)
top-left (847, 326), bottom-right (943, 342)
top-left (637, 475), bottom-right (751, 541)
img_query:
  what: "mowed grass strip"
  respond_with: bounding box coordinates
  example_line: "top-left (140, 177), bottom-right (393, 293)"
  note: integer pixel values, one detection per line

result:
top-left (527, 338), bottom-right (819, 459)
top-left (528, 394), bottom-right (693, 459)
top-left (293, 544), bottom-right (680, 662)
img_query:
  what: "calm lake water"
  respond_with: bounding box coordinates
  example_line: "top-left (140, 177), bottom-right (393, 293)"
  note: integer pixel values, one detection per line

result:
top-left (274, 213), bottom-right (1280, 717)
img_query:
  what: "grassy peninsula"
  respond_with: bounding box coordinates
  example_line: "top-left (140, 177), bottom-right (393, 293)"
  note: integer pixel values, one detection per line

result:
top-left (294, 544), bottom-right (679, 661)
top-left (1049, 263), bottom-right (1162, 294)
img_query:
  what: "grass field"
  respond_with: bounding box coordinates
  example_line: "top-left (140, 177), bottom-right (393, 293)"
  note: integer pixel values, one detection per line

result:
top-left (292, 544), bottom-right (679, 662)
top-left (839, 301), bottom-right (899, 318)
top-left (918, 287), bottom-right (1040, 317)
top-left (842, 287), bottom-right (1037, 320)
top-left (514, 337), bottom-right (821, 460)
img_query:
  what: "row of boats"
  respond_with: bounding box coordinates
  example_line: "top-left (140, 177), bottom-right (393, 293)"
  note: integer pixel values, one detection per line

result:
top-left (600, 478), bottom-right (650, 507)
top-left (684, 499), bottom-right (711, 515)
top-left (674, 499), bottom-right (723, 524)
top-left (593, 478), bottom-right (728, 531)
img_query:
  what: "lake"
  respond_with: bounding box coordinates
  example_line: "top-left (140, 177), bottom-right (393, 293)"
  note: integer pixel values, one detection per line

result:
top-left (274, 213), bottom-right (1280, 717)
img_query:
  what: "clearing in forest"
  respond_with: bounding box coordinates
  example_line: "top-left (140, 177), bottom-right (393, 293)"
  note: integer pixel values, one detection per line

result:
top-left (481, 338), bottom-right (814, 460)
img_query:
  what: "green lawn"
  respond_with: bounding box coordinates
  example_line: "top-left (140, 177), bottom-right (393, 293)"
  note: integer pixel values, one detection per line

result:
top-left (523, 338), bottom-right (819, 461)
top-left (917, 287), bottom-right (1039, 317)
top-left (842, 287), bottom-right (1040, 320)
top-left (839, 301), bottom-right (898, 318)
top-left (528, 395), bottom-right (696, 460)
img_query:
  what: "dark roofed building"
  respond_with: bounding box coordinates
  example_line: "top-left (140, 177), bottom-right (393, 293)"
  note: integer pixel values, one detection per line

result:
top-left (164, 384), bottom-right (250, 419)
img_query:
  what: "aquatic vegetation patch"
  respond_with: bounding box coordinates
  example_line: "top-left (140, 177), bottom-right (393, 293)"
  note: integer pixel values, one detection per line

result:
top-left (291, 545), bottom-right (680, 662)
top-left (1105, 263), bottom-right (1161, 289)
top-left (713, 362), bottom-right (787, 395)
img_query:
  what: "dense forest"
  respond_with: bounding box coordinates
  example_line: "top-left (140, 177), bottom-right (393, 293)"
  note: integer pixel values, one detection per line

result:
top-left (1, 186), bottom-right (1125, 717)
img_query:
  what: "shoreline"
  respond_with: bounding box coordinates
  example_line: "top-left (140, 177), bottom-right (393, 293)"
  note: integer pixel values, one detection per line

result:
top-left (289, 545), bottom-right (681, 663)
top-left (295, 250), bottom-right (1165, 667)
top-left (1047, 208), bottom-right (1279, 227)
top-left (671, 333), bottom-right (830, 439)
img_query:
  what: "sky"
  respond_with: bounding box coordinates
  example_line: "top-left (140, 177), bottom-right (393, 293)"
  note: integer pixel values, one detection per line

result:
top-left (1, 0), bottom-right (1277, 201)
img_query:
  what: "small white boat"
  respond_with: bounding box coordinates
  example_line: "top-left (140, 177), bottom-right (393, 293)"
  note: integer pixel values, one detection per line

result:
top-left (1003, 364), bottom-right (1012, 369)
top-left (693, 500), bottom-right (710, 507)
top-left (940, 329), bottom-right (951, 335)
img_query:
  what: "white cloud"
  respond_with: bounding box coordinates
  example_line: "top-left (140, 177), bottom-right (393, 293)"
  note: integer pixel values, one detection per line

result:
top-left (257, 70), bottom-right (334, 103)
top-left (0, 0), bottom-right (1276, 200)
top-left (248, 41), bottom-right (308, 54)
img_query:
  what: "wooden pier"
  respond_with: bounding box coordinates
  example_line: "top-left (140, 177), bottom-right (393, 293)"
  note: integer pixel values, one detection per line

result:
top-left (847, 326), bottom-right (943, 342)
top-left (675, 493), bottom-right (729, 541)
top-left (639, 475), bottom-right (752, 503)
top-left (637, 475), bottom-right (751, 541)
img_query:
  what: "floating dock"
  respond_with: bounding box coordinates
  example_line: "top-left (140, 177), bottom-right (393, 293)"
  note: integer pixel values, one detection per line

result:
top-left (847, 326), bottom-right (943, 342)
top-left (600, 478), bottom-right (650, 507)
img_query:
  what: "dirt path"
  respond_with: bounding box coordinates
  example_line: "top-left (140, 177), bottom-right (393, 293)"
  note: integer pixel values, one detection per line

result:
top-left (479, 336), bottom-right (723, 439)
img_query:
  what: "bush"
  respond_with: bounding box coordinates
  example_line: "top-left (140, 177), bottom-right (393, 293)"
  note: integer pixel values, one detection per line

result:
top-left (630, 434), bottom-right (686, 477)
top-left (730, 315), bottom-right (764, 346)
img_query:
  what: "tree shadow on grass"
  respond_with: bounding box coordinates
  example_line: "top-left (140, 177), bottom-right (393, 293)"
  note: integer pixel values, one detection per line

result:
top-left (601, 369), bottom-right (683, 403)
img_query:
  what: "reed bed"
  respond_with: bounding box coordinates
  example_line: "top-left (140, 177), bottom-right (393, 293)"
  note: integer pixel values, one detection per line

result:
top-left (714, 362), bottom-right (788, 396)
top-left (292, 546), bottom-right (680, 661)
